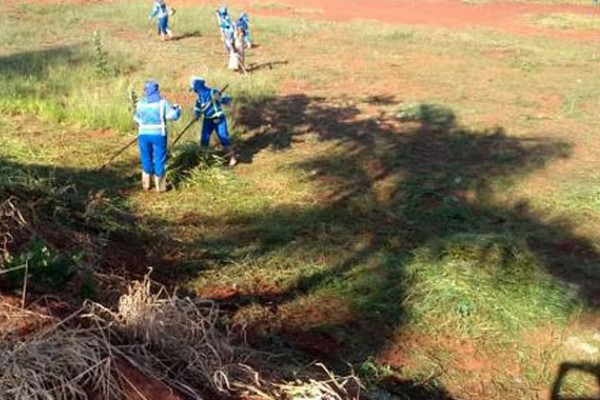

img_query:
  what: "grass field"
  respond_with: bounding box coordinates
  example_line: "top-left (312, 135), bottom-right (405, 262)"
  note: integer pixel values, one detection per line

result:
top-left (1, 1), bottom-right (600, 399)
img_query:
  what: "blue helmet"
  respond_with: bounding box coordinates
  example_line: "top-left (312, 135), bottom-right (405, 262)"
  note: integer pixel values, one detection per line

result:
top-left (189, 76), bottom-right (206, 93)
top-left (144, 80), bottom-right (161, 102)
top-left (217, 6), bottom-right (228, 16)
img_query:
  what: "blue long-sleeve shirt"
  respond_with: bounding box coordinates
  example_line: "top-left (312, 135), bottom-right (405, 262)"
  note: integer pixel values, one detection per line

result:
top-left (134, 99), bottom-right (181, 136)
top-left (149, 2), bottom-right (169, 19)
top-left (217, 11), bottom-right (232, 31)
top-left (194, 88), bottom-right (231, 120)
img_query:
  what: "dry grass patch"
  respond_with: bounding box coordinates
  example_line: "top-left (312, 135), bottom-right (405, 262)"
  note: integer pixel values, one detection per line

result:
top-left (0, 274), bottom-right (362, 400)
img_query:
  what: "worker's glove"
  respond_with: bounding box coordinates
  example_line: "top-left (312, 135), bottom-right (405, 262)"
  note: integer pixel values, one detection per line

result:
top-left (221, 96), bottom-right (232, 105)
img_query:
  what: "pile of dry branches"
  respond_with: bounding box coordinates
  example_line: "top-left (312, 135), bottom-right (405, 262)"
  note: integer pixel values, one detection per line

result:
top-left (0, 274), bottom-right (361, 400)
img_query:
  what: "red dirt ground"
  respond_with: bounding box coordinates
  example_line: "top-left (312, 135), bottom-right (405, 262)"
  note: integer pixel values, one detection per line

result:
top-left (192, 0), bottom-right (600, 40)
top-left (12, 0), bottom-right (600, 40)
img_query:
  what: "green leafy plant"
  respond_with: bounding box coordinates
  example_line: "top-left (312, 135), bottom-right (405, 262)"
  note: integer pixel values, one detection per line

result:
top-left (357, 358), bottom-right (395, 383)
top-left (3, 238), bottom-right (82, 289)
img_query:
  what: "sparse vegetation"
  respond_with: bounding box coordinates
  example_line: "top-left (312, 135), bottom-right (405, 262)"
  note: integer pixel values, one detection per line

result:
top-left (530, 12), bottom-right (600, 30)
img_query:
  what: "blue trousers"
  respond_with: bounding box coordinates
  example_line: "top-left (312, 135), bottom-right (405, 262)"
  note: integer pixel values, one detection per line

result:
top-left (158, 17), bottom-right (169, 35)
top-left (139, 135), bottom-right (167, 177)
top-left (201, 116), bottom-right (231, 147)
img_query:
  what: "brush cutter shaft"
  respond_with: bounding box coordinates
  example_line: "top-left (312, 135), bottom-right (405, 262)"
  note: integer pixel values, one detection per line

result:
top-left (171, 118), bottom-right (199, 147)
top-left (99, 136), bottom-right (138, 171)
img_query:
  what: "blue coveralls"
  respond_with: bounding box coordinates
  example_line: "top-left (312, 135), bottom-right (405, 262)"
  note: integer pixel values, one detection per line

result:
top-left (134, 96), bottom-right (181, 177)
top-left (217, 8), bottom-right (232, 42)
top-left (193, 85), bottom-right (232, 148)
top-left (237, 13), bottom-right (251, 48)
top-left (223, 24), bottom-right (236, 53)
top-left (149, 1), bottom-right (170, 36)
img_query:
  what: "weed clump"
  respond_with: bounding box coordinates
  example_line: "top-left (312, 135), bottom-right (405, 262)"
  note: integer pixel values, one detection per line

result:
top-left (3, 238), bottom-right (81, 290)
top-left (92, 30), bottom-right (110, 78)
top-left (404, 233), bottom-right (581, 339)
top-left (396, 103), bottom-right (456, 132)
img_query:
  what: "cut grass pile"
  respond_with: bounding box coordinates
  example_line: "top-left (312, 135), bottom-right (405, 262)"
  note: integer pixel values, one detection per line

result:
top-left (406, 233), bottom-right (581, 338)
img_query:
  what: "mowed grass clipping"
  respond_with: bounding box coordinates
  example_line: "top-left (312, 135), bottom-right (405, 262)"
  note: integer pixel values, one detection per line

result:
top-left (406, 233), bottom-right (580, 338)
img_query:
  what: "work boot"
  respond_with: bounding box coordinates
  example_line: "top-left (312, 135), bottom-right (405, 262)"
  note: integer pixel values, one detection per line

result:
top-left (225, 150), bottom-right (237, 167)
top-left (155, 175), bottom-right (167, 193)
top-left (228, 154), bottom-right (237, 167)
top-left (142, 172), bottom-right (152, 191)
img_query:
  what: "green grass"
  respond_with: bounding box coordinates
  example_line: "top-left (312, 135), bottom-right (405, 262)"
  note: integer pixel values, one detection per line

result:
top-left (251, 3), bottom-right (293, 10)
top-left (530, 12), bottom-right (600, 30)
top-left (2, 1), bottom-right (600, 399)
top-left (406, 233), bottom-right (580, 338)
top-left (0, 38), bottom-right (134, 132)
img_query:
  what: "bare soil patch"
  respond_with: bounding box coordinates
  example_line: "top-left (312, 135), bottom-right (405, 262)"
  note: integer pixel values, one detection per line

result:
top-left (14, 0), bottom-right (599, 40)
top-left (183, 0), bottom-right (600, 40)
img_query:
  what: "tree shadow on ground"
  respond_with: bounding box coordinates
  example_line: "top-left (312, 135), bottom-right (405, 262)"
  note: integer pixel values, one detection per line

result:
top-left (0, 155), bottom-right (180, 303)
top-left (0, 46), bottom-right (81, 78)
top-left (4, 89), bottom-right (599, 398)
top-left (0, 46), bottom-right (84, 98)
top-left (165, 94), bottom-right (600, 397)
top-left (378, 376), bottom-right (458, 399)
top-left (551, 362), bottom-right (600, 400)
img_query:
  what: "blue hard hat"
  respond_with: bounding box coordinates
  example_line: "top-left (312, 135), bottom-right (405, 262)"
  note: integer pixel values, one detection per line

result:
top-left (189, 76), bottom-right (206, 93)
top-left (218, 6), bottom-right (228, 15)
top-left (144, 80), bottom-right (161, 102)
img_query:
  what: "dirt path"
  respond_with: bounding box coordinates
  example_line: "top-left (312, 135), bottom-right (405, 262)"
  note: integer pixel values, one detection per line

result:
top-left (13, 0), bottom-right (600, 39)
top-left (194, 0), bottom-right (600, 40)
